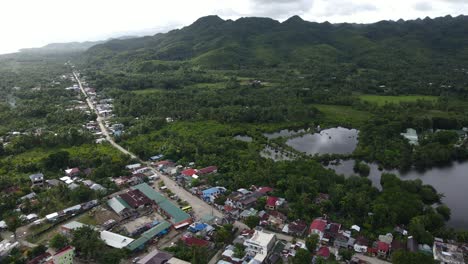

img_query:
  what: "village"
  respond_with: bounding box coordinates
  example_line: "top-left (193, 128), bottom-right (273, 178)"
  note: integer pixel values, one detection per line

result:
top-left (1, 70), bottom-right (468, 264)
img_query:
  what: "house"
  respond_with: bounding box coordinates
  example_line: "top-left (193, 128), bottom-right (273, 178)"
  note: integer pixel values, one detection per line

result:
top-left (266, 211), bottom-right (287, 230)
top-left (202, 187), bottom-right (226, 202)
top-left (265, 196), bottom-right (279, 210)
top-left (255, 186), bottom-right (273, 195)
top-left (324, 222), bottom-right (341, 241)
top-left (83, 180), bottom-right (94, 187)
top-left (90, 183), bottom-right (106, 191)
top-left (285, 220), bottom-right (308, 237)
top-left (181, 168), bottom-right (197, 177)
top-left (243, 230), bottom-right (276, 263)
top-left (222, 244), bottom-right (245, 264)
top-left (238, 195), bottom-right (259, 210)
top-left (100, 230), bottom-right (134, 249)
top-left (126, 163), bottom-right (142, 170)
top-left (136, 249), bottom-right (189, 264)
top-left (29, 173), bottom-right (45, 187)
top-left (353, 236), bottom-right (369, 253)
top-left (60, 221), bottom-right (92, 236)
top-left (65, 168), bottom-right (80, 178)
top-left (334, 233), bottom-right (355, 249)
top-left (181, 234), bottom-right (212, 248)
top-left (20, 192), bottom-right (37, 200)
top-left (46, 179), bottom-right (62, 188)
top-left (377, 241), bottom-right (390, 258)
top-left (45, 246), bottom-right (75, 264)
top-left (149, 154), bottom-right (164, 161)
top-left (197, 166), bottom-right (218, 175)
top-left (309, 218), bottom-right (327, 240)
top-left (240, 208), bottom-right (258, 219)
top-left (317, 246), bottom-right (330, 259)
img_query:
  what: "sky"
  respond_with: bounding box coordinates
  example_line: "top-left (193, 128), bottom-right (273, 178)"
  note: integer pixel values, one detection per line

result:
top-left (1, 0), bottom-right (467, 54)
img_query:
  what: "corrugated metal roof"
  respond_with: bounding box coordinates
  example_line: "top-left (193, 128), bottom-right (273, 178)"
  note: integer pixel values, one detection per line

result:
top-left (100, 231), bottom-right (134, 249)
top-left (132, 183), bottom-right (191, 224)
top-left (126, 221), bottom-right (172, 251)
top-left (107, 197), bottom-right (131, 214)
top-left (142, 221), bottom-right (171, 239)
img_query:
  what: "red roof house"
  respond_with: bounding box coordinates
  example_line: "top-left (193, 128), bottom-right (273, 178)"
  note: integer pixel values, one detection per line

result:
top-left (310, 218), bottom-right (327, 239)
top-left (181, 236), bottom-right (210, 247)
top-left (197, 166), bottom-right (218, 175)
top-left (181, 169), bottom-right (198, 177)
top-left (256, 186), bottom-right (273, 194)
top-left (265, 196), bottom-right (279, 210)
top-left (377, 241), bottom-right (390, 257)
top-left (317, 247), bottom-right (330, 259)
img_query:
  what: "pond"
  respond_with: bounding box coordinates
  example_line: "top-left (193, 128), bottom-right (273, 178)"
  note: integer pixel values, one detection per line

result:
top-left (263, 129), bottom-right (307, 139)
top-left (327, 160), bottom-right (468, 229)
top-left (286, 127), bottom-right (359, 155)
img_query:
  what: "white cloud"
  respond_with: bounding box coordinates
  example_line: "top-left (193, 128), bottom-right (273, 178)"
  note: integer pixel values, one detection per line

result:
top-left (0, 0), bottom-right (466, 54)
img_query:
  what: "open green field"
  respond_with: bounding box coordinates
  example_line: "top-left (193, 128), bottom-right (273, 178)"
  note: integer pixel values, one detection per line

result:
top-left (359, 95), bottom-right (438, 105)
top-left (313, 104), bottom-right (372, 128)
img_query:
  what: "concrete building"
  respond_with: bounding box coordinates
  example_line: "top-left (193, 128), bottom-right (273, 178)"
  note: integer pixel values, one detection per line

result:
top-left (243, 230), bottom-right (276, 263)
top-left (29, 173), bottom-right (45, 187)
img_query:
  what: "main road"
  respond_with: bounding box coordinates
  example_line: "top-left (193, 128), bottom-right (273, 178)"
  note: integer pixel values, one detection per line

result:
top-left (73, 71), bottom-right (296, 243)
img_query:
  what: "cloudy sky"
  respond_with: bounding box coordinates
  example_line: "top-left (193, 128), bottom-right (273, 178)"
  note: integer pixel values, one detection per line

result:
top-left (1, 0), bottom-right (467, 54)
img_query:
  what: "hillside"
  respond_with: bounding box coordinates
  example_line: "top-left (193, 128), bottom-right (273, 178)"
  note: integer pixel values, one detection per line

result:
top-left (81, 15), bottom-right (468, 96)
top-left (84, 15), bottom-right (468, 67)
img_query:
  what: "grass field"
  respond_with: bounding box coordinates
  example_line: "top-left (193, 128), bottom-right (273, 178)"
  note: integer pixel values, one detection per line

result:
top-left (313, 104), bottom-right (372, 128)
top-left (359, 95), bottom-right (438, 106)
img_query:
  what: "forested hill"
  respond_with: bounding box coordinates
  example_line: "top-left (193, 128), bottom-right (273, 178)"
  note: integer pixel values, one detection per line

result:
top-left (85, 14), bottom-right (468, 69)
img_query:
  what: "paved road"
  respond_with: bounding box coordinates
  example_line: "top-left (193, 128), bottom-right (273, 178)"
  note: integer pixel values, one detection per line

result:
top-left (73, 71), bottom-right (137, 159)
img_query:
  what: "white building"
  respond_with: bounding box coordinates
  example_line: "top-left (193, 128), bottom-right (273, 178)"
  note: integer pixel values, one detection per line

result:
top-left (100, 230), bottom-right (134, 249)
top-left (243, 230), bottom-right (276, 263)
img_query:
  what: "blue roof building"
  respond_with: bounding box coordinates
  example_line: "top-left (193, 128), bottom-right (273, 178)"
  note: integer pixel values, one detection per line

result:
top-left (202, 187), bottom-right (226, 202)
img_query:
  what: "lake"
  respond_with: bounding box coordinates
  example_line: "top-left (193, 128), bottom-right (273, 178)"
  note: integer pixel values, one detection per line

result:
top-left (286, 127), bottom-right (359, 155)
top-left (328, 160), bottom-right (468, 229)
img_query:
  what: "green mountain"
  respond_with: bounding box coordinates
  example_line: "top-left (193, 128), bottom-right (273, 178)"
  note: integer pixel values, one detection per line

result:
top-left (85, 15), bottom-right (468, 68)
top-left (81, 15), bottom-right (468, 95)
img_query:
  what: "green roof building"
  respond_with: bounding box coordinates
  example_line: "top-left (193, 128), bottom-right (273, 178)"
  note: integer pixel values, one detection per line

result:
top-left (132, 183), bottom-right (191, 228)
